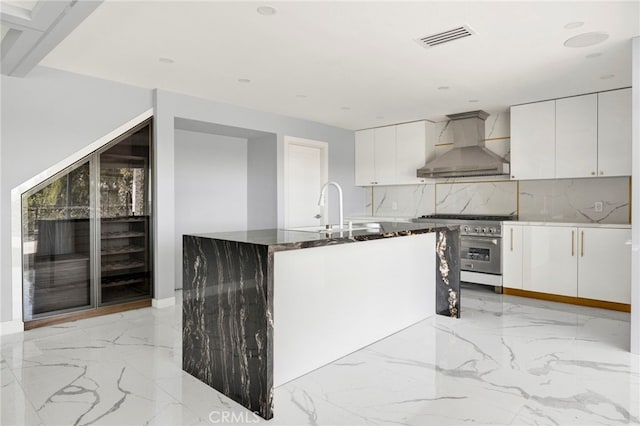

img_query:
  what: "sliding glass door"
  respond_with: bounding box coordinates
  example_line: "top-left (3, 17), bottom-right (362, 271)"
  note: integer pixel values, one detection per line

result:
top-left (99, 124), bottom-right (152, 305)
top-left (22, 119), bottom-right (153, 321)
top-left (22, 160), bottom-right (95, 319)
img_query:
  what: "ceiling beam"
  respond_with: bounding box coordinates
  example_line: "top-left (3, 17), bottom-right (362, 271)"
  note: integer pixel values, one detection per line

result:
top-left (1, 0), bottom-right (102, 77)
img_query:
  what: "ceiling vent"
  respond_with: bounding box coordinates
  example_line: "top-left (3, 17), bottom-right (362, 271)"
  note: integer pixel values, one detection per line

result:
top-left (416, 25), bottom-right (475, 49)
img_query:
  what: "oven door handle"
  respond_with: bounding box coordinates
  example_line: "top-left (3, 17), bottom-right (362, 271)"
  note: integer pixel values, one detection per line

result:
top-left (463, 237), bottom-right (500, 245)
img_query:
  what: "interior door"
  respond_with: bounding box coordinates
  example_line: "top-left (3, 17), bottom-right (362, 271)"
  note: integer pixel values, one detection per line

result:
top-left (284, 138), bottom-right (328, 228)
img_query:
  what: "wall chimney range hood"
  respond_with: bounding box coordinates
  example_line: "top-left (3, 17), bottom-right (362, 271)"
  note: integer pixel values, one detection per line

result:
top-left (416, 110), bottom-right (509, 178)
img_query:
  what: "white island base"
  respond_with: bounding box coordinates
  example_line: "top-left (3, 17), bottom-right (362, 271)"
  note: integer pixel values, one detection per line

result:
top-left (273, 232), bottom-right (436, 386)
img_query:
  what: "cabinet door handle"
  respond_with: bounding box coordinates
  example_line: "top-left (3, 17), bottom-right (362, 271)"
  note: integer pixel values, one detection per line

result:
top-left (571, 230), bottom-right (575, 256)
top-left (591, 171), bottom-right (595, 176)
top-left (581, 231), bottom-right (584, 257)
top-left (510, 228), bottom-right (513, 251)
top-left (599, 171), bottom-right (604, 176)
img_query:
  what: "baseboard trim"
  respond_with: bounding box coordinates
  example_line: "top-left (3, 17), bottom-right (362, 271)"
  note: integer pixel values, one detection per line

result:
top-left (0, 320), bottom-right (24, 335)
top-left (503, 288), bottom-right (631, 312)
top-left (152, 297), bottom-right (175, 309)
top-left (24, 299), bottom-right (152, 330)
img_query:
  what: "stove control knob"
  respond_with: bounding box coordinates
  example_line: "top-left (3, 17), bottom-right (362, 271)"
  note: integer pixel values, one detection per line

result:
top-left (474, 227), bottom-right (481, 233)
top-left (489, 227), bottom-right (497, 233)
top-left (463, 226), bottom-right (471, 232)
top-left (482, 227), bottom-right (488, 233)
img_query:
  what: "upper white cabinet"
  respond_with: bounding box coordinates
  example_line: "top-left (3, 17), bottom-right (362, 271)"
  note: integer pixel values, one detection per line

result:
top-left (510, 89), bottom-right (632, 180)
top-left (598, 88), bottom-right (632, 176)
top-left (395, 121), bottom-right (435, 184)
top-left (555, 94), bottom-right (598, 178)
top-left (373, 126), bottom-right (397, 184)
top-left (510, 100), bottom-right (555, 180)
top-left (354, 120), bottom-right (434, 186)
top-left (354, 129), bottom-right (375, 186)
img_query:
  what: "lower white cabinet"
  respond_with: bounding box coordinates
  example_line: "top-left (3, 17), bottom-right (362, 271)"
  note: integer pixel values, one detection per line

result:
top-left (577, 227), bottom-right (631, 304)
top-left (502, 224), bottom-right (631, 304)
top-left (502, 224), bottom-right (523, 289)
top-left (522, 225), bottom-right (578, 297)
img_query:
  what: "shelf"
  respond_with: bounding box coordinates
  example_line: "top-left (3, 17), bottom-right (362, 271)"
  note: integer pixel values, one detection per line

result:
top-left (101, 245), bottom-right (145, 256)
top-left (101, 231), bottom-right (145, 239)
top-left (102, 217), bottom-right (147, 223)
top-left (102, 260), bottom-right (146, 272)
top-left (101, 277), bottom-right (145, 288)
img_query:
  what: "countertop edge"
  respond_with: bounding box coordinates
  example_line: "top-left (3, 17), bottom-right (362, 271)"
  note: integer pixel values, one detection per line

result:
top-left (505, 221), bottom-right (631, 229)
top-left (185, 223), bottom-right (460, 249)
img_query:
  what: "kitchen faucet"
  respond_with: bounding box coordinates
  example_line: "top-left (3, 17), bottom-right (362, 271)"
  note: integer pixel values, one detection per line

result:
top-left (318, 181), bottom-right (344, 230)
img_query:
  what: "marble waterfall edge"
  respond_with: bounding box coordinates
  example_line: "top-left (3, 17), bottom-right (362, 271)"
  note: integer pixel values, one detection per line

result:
top-left (182, 236), bottom-right (273, 419)
top-left (435, 227), bottom-right (460, 317)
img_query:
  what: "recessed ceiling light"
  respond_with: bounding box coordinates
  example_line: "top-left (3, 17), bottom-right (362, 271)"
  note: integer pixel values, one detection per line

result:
top-left (296, 94), bottom-right (307, 98)
top-left (438, 86), bottom-right (450, 90)
top-left (158, 57), bottom-right (174, 64)
top-left (257, 5), bottom-right (276, 15)
top-left (237, 78), bottom-right (251, 83)
top-left (586, 52), bottom-right (603, 59)
top-left (341, 106), bottom-right (351, 110)
top-left (468, 99), bottom-right (479, 103)
top-left (600, 74), bottom-right (615, 80)
top-left (564, 32), bottom-right (609, 48)
top-left (564, 21), bottom-right (584, 30)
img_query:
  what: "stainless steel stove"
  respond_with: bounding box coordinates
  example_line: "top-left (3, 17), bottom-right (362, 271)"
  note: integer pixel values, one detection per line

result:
top-left (413, 214), bottom-right (517, 290)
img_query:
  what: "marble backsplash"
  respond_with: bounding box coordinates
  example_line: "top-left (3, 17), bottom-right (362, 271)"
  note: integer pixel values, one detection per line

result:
top-left (519, 177), bottom-right (630, 224)
top-left (436, 180), bottom-right (517, 216)
top-left (370, 184), bottom-right (435, 217)
top-left (367, 177), bottom-right (630, 224)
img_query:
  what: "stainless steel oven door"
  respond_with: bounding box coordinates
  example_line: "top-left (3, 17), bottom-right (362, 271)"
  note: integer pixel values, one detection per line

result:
top-left (460, 236), bottom-right (502, 274)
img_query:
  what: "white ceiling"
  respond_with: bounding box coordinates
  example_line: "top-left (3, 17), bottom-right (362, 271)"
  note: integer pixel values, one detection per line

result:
top-left (38, 1), bottom-right (640, 130)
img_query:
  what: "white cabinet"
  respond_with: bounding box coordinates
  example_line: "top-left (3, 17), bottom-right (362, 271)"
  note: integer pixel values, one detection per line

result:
top-left (522, 225), bottom-right (578, 297)
top-left (577, 227), bottom-right (631, 304)
top-left (505, 224), bottom-right (631, 305)
top-left (502, 224), bottom-right (523, 289)
top-left (555, 94), bottom-right (598, 178)
top-left (510, 100), bottom-right (555, 180)
top-left (354, 121), bottom-right (434, 186)
top-left (395, 121), bottom-right (434, 184)
top-left (354, 129), bottom-right (375, 186)
top-left (373, 126), bottom-right (397, 184)
top-left (510, 89), bottom-right (632, 180)
top-left (598, 88), bottom-right (632, 177)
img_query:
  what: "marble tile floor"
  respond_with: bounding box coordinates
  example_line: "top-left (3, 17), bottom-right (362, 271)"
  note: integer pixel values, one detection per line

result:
top-left (1, 285), bottom-right (639, 426)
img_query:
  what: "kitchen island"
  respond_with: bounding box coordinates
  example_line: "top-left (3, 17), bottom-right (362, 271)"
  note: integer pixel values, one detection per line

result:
top-left (182, 222), bottom-right (459, 419)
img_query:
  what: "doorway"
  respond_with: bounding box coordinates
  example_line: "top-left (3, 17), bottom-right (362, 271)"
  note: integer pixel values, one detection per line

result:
top-left (284, 137), bottom-right (329, 228)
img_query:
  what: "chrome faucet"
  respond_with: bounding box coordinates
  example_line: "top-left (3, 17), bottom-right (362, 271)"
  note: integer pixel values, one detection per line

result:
top-left (318, 181), bottom-right (344, 230)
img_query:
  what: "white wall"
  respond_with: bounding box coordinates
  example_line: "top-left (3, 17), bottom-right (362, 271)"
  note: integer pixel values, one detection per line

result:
top-left (0, 66), bottom-right (153, 323)
top-left (247, 135), bottom-right (278, 230)
top-left (174, 130), bottom-right (248, 288)
top-left (153, 89), bottom-right (361, 303)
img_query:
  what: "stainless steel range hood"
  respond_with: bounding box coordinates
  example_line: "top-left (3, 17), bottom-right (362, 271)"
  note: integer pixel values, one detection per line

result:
top-left (417, 110), bottom-right (509, 178)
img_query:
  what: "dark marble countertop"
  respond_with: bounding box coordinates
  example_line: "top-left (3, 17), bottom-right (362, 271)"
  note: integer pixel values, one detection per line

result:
top-left (188, 222), bottom-right (458, 249)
